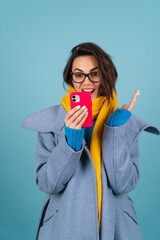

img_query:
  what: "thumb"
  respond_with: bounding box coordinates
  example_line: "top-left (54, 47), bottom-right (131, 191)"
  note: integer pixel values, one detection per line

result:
top-left (121, 104), bottom-right (128, 109)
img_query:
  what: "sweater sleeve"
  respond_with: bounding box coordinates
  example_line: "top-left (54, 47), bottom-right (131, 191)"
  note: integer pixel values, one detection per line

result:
top-left (106, 109), bottom-right (132, 127)
top-left (64, 122), bottom-right (84, 151)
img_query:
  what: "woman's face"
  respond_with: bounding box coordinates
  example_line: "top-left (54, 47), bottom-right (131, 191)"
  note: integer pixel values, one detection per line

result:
top-left (71, 55), bottom-right (101, 100)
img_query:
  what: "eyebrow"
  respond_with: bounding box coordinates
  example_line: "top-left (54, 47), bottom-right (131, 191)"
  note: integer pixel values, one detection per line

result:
top-left (73, 67), bottom-right (98, 72)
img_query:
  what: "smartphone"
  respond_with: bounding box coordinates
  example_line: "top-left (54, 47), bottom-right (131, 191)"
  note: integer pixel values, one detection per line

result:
top-left (70, 92), bottom-right (93, 127)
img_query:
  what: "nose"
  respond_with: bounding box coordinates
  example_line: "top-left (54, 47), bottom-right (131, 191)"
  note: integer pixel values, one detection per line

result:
top-left (83, 75), bottom-right (91, 84)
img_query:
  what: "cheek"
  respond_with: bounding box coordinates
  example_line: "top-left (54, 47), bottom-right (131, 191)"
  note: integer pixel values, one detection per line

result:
top-left (72, 82), bottom-right (79, 91)
top-left (74, 85), bottom-right (81, 92)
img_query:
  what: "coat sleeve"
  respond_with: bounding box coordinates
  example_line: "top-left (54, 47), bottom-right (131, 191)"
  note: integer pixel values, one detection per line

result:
top-left (102, 114), bottom-right (159, 195)
top-left (35, 131), bottom-right (83, 195)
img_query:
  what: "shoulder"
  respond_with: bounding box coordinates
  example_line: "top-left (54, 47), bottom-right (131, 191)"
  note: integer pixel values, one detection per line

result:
top-left (20, 104), bottom-right (67, 133)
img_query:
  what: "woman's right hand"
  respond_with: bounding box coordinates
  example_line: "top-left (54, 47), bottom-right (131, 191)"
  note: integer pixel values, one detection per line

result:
top-left (64, 105), bottom-right (88, 129)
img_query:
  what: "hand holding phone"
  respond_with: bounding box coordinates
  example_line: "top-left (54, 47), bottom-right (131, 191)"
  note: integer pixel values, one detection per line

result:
top-left (70, 92), bottom-right (93, 127)
top-left (64, 105), bottom-right (88, 129)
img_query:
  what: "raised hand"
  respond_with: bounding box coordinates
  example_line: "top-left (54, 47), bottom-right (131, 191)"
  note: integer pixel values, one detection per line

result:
top-left (121, 89), bottom-right (140, 112)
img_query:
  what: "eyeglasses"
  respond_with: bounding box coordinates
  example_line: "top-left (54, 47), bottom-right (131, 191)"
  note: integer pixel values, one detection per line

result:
top-left (70, 71), bottom-right (101, 83)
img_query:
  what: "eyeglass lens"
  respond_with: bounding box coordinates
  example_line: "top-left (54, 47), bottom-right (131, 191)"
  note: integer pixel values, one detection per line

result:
top-left (72, 72), bottom-right (100, 83)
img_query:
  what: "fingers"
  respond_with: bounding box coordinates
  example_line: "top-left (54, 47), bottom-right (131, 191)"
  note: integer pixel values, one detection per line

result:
top-left (74, 111), bottom-right (88, 129)
top-left (64, 105), bottom-right (81, 123)
top-left (127, 89), bottom-right (140, 112)
top-left (64, 105), bottom-right (88, 129)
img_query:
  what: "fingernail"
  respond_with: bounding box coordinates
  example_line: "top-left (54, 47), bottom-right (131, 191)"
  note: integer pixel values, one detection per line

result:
top-left (86, 112), bottom-right (88, 115)
top-left (84, 108), bottom-right (88, 112)
top-left (82, 106), bottom-right (86, 110)
top-left (137, 90), bottom-right (140, 95)
top-left (76, 105), bottom-right (80, 109)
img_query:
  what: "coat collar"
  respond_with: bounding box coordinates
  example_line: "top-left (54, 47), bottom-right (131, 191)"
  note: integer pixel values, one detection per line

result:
top-left (20, 104), bottom-right (67, 134)
top-left (21, 104), bottom-right (159, 135)
top-left (126, 114), bottom-right (159, 135)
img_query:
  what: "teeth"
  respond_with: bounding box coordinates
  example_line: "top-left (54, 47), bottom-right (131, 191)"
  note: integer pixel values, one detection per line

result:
top-left (82, 89), bottom-right (94, 92)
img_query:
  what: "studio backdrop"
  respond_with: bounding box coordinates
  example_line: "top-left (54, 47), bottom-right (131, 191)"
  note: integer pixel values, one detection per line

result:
top-left (1, 0), bottom-right (160, 239)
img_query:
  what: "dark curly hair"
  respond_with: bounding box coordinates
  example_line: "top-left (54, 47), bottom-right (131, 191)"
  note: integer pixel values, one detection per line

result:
top-left (63, 42), bottom-right (118, 103)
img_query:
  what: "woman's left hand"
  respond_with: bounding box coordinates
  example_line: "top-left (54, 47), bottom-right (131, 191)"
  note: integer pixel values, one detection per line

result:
top-left (121, 89), bottom-right (140, 112)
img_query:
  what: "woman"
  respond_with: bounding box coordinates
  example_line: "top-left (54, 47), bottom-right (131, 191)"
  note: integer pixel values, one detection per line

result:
top-left (21, 42), bottom-right (159, 240)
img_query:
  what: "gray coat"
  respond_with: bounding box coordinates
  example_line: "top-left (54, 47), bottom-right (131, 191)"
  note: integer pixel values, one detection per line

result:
top-left (20, 104), bottom-right (159, 240)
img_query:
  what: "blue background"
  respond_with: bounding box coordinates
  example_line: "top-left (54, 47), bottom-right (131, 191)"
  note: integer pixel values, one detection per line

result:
top-left (1, 0), bottom-right (160, 239)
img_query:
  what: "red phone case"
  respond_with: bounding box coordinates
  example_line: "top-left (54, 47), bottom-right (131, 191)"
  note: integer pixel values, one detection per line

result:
top-left (70, 92), bottom-right (93, 127)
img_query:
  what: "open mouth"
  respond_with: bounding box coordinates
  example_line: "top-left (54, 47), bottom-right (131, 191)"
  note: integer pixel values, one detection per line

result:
top-left (82, 89), bottom-right (95, 94)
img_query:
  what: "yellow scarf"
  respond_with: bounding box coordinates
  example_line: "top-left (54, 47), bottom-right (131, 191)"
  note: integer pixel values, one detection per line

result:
top-left (61, 85), bottom-right (118, 227)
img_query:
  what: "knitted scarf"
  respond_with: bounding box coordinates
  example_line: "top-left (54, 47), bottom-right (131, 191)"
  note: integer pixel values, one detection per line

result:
top-left (61, 85), bottom-right (118, 227)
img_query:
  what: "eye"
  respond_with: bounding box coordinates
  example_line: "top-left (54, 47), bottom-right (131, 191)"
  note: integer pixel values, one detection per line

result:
top-left (75, 73), bottom-right (83, 78)
top-left (90, 72), bottom-right (98, 77)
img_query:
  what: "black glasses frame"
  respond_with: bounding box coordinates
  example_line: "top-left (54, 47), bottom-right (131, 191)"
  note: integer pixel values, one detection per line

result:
top-left (70, 72), bottom-right (101, 83)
